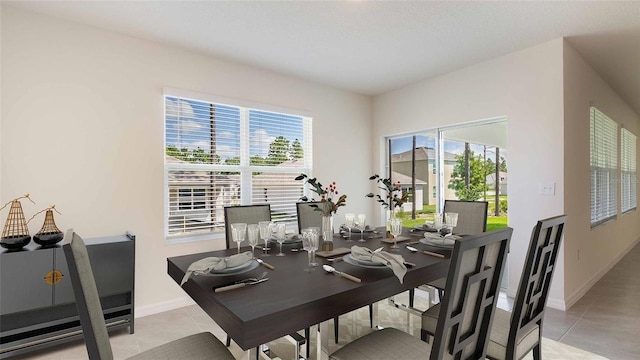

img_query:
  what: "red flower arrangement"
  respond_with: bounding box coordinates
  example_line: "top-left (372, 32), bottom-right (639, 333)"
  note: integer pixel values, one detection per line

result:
top-left (295, 174), bottom-right (347, 216)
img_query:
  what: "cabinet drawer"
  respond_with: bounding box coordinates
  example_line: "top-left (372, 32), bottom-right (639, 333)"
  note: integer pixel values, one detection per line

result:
top-left (0, 249), bottom-right (55, 315)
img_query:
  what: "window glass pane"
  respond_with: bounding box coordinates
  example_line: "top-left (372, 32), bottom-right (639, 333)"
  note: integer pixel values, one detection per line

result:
top-left (621, 128), bottom-right (637, 213)
top-left (590, 107), bottom-right (618, 226)
top-left (164, 94), bottom-right (312, 239)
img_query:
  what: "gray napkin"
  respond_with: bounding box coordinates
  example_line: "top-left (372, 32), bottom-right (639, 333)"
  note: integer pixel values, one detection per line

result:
top-left (181, 251), bottom-right (253, 285)
top-left (423, 233), bottom-right (461, 247)
top-left (350, 246), bottom-right (407, 283)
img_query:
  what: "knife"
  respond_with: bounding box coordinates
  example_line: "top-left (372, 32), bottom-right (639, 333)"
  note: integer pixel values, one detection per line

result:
top-left (215, 278), bottom-right (269, 292)
top-left (256, 258), bottom-right (275, 270)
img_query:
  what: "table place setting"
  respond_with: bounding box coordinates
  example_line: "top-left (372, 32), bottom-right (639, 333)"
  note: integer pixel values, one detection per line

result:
top-left (181, 251), bottom-right (257, 285)
top-left (344, 245), bottom-right (408, 283)
top-left (420, 232), bottom-right (461, 248)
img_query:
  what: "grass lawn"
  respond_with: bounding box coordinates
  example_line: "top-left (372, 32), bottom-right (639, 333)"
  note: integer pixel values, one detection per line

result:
top-left (397, 212), bottom-right (508, 231)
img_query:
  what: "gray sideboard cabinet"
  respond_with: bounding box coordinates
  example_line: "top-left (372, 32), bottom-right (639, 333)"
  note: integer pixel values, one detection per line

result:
top-left (0, 232), bottom-right (135, 358)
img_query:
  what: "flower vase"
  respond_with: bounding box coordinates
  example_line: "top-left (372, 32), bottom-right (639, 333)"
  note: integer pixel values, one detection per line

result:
top-left (321, 214), bottom-right (334, 251)
top-left (386, 209), bottom-right (396, 239)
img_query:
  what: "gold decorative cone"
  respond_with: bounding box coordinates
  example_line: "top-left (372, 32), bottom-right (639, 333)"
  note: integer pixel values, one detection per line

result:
top-left (2, 200), bottom-right (30, 238)
top-left (36, 209), bottom-right (62, 235)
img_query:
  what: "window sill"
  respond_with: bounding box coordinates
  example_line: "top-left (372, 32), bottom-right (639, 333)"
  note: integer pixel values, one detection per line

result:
top-left (166, 232), bottom-right (224, 244)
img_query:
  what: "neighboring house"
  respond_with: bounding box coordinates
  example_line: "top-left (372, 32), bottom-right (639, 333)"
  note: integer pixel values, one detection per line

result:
top-left (391, 147), bottom-right (457, 205)
top-left (391, 171), bottom-right (425, 211)
top-left (486, 171), bottom-right (508, 195)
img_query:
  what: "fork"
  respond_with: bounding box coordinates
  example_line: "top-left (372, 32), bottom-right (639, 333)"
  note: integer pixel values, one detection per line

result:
top-left (236, 271), bottom-right (268, 284)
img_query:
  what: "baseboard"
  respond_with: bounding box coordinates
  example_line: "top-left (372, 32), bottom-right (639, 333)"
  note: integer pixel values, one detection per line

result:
top-left (563, 236), bottom-right (640, 310)
top-left (135, 296), bottom-right (195, 318)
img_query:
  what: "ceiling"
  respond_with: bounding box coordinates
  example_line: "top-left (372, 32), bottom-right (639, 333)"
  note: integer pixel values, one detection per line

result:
top-left (6, 1), bottom-right (640, 115)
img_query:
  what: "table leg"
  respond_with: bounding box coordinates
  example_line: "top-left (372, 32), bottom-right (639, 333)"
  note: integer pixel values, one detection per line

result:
top-left (317, 320), bottom-right (330, 360)
top-left (371, 301), bottom-right (379, 329)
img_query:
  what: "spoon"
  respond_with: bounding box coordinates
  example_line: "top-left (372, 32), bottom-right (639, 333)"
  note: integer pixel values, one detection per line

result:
top-left (322, 265), bottom-right (361, 283)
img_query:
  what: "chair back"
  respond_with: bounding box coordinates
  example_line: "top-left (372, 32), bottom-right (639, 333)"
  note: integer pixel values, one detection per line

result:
top-left (431, 227), bottom-right (512, 360)
top-left (443, 200), bottom-right (488, 235)
top-left (224, 205), bottom-right (271, 249)
top-left (507, 215), bottom-right (567, 357)
top-left (296, 202), bottom-right (323, 233)
top-left (62, 230), bottom-right (114, 360)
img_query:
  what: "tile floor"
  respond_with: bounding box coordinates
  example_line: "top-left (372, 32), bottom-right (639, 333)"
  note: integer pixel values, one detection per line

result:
top-left (8, 242), bottom-right (640, 359)
top-left (540, 242), bottom-right (640, 360)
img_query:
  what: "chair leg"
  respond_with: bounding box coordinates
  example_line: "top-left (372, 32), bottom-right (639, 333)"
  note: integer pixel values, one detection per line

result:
top-left (334, 316), bottom-right (339, 343)
top-left (368, 304), bottom-right (373, 328)
top-left (305, 327), bottom-right (310, 357)
top-left (409, 288), bottom-right (415, 308)
top-left (420, 329), bottom-right (430, 343)
top-left (226, 335), bottom-right (231, 347)
top-left (533, 340), bottom-right (542, 360)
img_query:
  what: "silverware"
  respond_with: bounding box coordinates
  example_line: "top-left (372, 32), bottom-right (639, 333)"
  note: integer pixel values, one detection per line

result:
top-left (328, 257), bottom-right (343, 262)
top-left (322, 265), bottom-right (361, 283)
top-left (256, 258), bottom-right (275, 270)
top-left (215, 277), bottom-right (269, 292)
top-left (406, 246), bottom-right (445, 259)
top-left (236, 271), bottom-right (268, 284)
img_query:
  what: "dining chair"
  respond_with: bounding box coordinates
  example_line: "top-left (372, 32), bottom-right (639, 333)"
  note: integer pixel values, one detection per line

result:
top-left (421, 215), bottom-right (566, 360)
top-left (223, 204), bottom-right (308, 358)
top-left (62, 230), bottom-right (235, 360)
top-left (296, 201), bottom-right (374, 345)
top-left (330, 227), bottom-right (512, 360)
top-left (224, 204), bottom-right (271, 249)
top-left (408, 199), bottom-right (489, 308)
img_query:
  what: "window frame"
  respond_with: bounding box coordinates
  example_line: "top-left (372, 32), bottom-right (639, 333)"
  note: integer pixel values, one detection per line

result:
top-left (621, 127), bottom-right (637, 214)
top-left (164, 88), bottom-right (312, 243)
top-left (590, 107), bottom-right (618, 228)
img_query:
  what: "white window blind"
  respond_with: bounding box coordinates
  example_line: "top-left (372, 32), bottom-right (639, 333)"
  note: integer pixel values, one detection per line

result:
top-left (165, 94), bottom-right (312, 239)
top-left (621, 128), bottom-right (637, 213)
top-left (590, 107), bottom-right (618, 227)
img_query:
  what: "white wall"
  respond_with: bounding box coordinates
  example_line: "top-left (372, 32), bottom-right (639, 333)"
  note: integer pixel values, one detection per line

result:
top-left (0, 7), bottom-right (373, 314)
top-left (563, 40), bottom-right (640, 306)
top-left (374, 39), bottom-right (567, 306)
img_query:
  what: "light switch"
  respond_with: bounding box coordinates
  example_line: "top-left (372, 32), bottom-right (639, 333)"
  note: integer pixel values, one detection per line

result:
top-left (538, 182), bottom-right (555, 196)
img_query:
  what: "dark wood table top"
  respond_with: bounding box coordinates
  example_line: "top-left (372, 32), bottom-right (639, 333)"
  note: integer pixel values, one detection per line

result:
top-left (167, 230), bottom-right (450, 350)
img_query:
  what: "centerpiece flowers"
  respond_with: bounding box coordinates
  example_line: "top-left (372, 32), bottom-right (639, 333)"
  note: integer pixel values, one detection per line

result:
top-left (366, 174), bottom-right (410, 217)
top-left (295, 174), bottom-right (347, 246)
top-left (295, 174), bottom-right (347, 216)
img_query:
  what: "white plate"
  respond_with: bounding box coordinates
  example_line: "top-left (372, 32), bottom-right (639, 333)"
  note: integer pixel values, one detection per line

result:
top-left (204, 260), bottom-right (259, 276)
top-left (343, 254), bottom-right (387, 269)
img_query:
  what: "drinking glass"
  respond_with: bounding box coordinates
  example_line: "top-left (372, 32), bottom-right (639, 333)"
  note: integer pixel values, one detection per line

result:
top-left (389, 218), bottom-right (403, 250)
top-left (357, 214), bottom-right (367, 242)
top-left (344, 213), bottom-right (355, 242)
top-left (230, 223), bottom-right (247, 254)
top-left (308, 227), bottom-right (320, 266)
top-left (247, 224), bottom-right (260, 259)
top-left (274, 223), bottom-right (287, 256)
top-left (302, 228), bottom-right (319, 271)
top-left (445, 212), bottom-right (459, 235)
top-left (258, 221), bottom-right (273, 257)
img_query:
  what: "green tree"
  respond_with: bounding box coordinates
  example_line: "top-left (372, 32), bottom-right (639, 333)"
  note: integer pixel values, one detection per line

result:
top-left (267, 136), bottom-right (290, 165)
top-left (448, 150), bottom-right (487, 201)
top-left (224, 157), bottom-right (240, 166)
top-left (250, 155), bottom-right (266, 166)
top-left (291, 139), bottom-right (304, 160)
top-left (499, 156), bottom-right (508, 172)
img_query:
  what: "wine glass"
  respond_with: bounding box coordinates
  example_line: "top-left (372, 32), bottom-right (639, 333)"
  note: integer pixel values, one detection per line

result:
top-left (357, 214), bottom-right (367, 242)
top-left (274, 223), bottom-right (286, 256)
top-left (230, 223), bottom-right (247, 254)
top-left (247, 224), bottom-right (260, 259)
top-left (308, 227), bottom-right (320, 266)
top-left (258, 221), bottom-right (272, 257)
top-left (389, 218), bottom-right (403, 250)
top-left (302, 228), bottom-right (319, 271)
top-left (344, 213), bottom-right (355, 242)
top-left (445, 212), bottom-right (458, 236)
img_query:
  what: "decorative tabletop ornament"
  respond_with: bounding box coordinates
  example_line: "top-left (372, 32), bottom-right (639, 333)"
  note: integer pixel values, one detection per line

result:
top-left (30, 205), bottom-right (64, 246)
top-left (366, 175), bottom-right (410, 238)
top-left (0, 194), bottom-right (36, 250)
top-left (295, 174), bottom-right (347, 251)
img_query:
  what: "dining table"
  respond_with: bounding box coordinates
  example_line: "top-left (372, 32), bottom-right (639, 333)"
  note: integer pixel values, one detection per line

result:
top-left (167, 227), bottom-right (450, 360)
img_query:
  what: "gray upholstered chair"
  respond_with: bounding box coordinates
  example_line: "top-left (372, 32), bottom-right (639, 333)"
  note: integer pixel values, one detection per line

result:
top-left (422, 215), bottom-right (566, 360)
top-left (486, 215), bottom-right (567, 360)
top-left (409, 200), bottom-right (489, 306)
top-left (296, 202), bottom-right (373, 346)
top-left (330, 227), bottom-right (512, 360)
top-left (62, 230), bottom-right (235, 360)
top-left (224, 204), bottom-right (271, 249)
